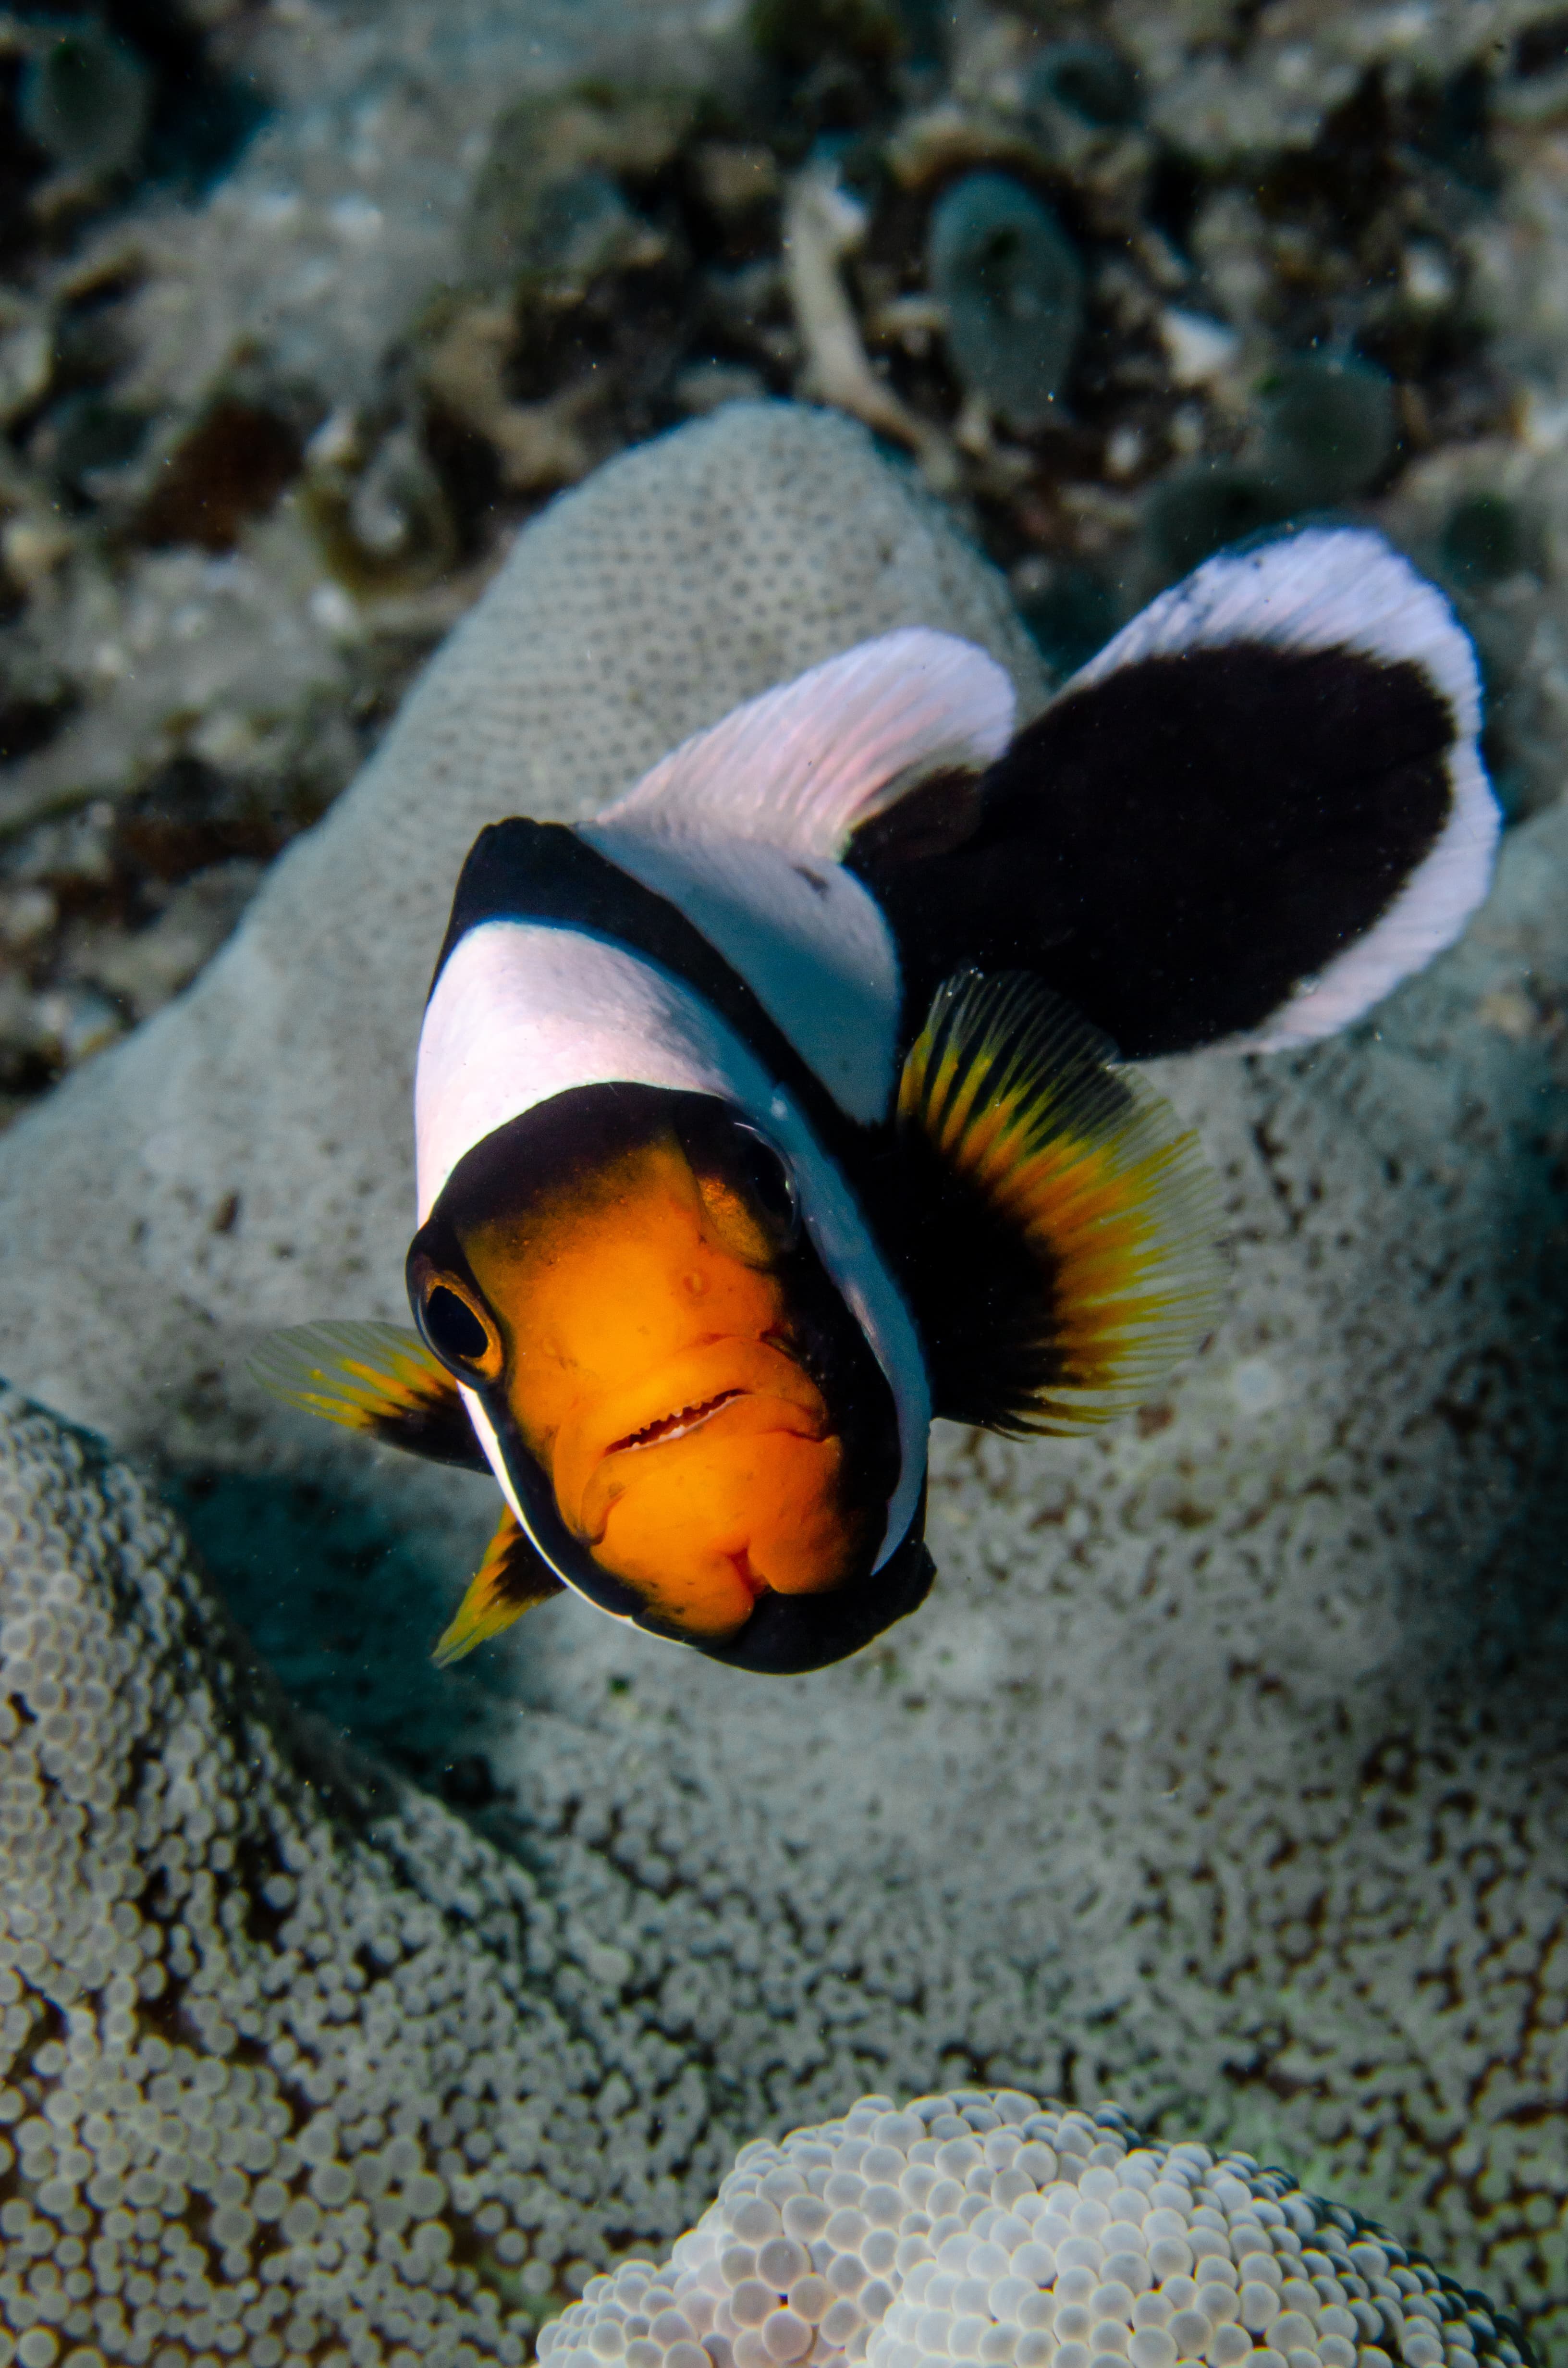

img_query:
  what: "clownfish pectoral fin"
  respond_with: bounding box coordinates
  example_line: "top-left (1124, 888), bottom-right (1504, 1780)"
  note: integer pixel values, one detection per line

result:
top-left (246, 1321), bottom-right (491, 1473)
top-left (431, 1508), bottom-right (565, 1667)
top-left (894, 968), bottom-right (1225, 1437)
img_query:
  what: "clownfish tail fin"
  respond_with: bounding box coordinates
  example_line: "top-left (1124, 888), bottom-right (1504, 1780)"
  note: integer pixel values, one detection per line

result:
top-left (853, 529), bottom-right (1495, 1059)
top-left (246, 1320), bottom-right (490, 1473)
top-left (895, 968), bottom-right (1225, 1434)
top-left (431, 1508), bottom-right (564, 1667)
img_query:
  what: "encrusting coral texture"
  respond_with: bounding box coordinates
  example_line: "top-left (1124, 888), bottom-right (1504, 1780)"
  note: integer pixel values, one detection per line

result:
top-left (0, 1384), bottom-right (670, 2366)
top-left (0, 1389), bottom-right (1543, 2368)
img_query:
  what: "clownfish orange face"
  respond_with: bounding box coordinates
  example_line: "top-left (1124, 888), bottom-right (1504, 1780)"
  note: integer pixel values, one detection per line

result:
top-left (414, 1118), bottom-right (884, 1640)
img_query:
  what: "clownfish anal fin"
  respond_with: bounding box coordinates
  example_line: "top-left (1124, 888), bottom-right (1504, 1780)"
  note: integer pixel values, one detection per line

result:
top-left (892, 969), bottom-right (1225, 1435)
top-left (246, 1321), bottom-right (490, 1473)
top-left (431, 1508), bottom-right (565, 1667)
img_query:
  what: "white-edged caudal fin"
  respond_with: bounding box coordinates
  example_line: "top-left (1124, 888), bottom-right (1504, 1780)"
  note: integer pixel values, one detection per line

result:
top-left (431, 1506), bottom-right (565, 1666)
top-left (1074, 526), bottom-right (1479, 724)
top-left (896, 970), bottom-right (1225, 1434)
top-left (247, 1321), bottom-right (490, 1472)
top-left (852, 526), bottom-right (1499, 1059)
top-left (1066, 526), bottom-right (1496, 1049)
top-left (596, 626), bottom-right (1016, 859)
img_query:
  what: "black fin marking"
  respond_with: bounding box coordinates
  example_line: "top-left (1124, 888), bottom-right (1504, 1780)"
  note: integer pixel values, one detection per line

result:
top-left (850, 529), bottom-right (1496, 1057)
top-left (432, 1507), bottom-right (565, 1667)
top-left (247, 1322), bottom-right (490, 1472)
top-left (889, 970), bottom-right (1224, 1433)
top-left (846, 765), bottom-right (988, 870)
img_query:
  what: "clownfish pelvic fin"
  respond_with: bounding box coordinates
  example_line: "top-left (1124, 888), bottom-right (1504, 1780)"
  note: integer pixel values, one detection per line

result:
top-left (893, 968), bottom-right (1225, 1436)
top-left (246, 1320), bottom-right (490, 1472)
top-left (431, 1507), bottom-right (566, 1667)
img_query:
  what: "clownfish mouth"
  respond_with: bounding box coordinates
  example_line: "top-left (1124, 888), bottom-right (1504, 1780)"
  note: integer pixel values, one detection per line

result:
top-left (547, 1337), bottom-right (834, 1547)
top-left (607, 1388), bottom-right (746, 1455)
top-left (528, 1335), bottom-right (876, 1638)
top-left (729, 1548), bottom-right (768, 1605)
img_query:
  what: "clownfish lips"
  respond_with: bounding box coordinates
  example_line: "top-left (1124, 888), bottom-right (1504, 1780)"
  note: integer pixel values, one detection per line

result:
top-left (547, 1337), bottom-right (835, 1555)
top-left (606, 1387), bottom-right (747, 1456)
top-left (521, 1335), bottom-right (882, 1640)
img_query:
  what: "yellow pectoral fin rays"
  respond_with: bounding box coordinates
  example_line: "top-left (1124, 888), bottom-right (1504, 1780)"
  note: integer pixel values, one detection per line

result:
top-left (432, 1507), bottom-right (565, 1668)
top-left (246, 1321), bottom-right (490, 1471)
top-left (898, 968), bottom-right (1225, 1434)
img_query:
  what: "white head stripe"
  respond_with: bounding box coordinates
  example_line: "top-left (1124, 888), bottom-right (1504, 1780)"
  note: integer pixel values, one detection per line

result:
top-left (578, 826), bottom-right (902, 1125)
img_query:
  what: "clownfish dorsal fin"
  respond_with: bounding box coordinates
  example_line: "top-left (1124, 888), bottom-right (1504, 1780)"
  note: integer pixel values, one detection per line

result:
top-left (894, 970), bottom-right (1225, 1434)
top-left (596, 626), bottom-right (1016, 860)
top-left (246, 1321), bottom-right (490, 1473)
top-left (431, 1507), bottom-right (565, 1668)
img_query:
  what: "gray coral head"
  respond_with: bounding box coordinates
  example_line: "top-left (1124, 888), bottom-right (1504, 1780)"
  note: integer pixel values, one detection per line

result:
top-left (927, 174), bottom-right (1085, 432)
top-left (19, 19), bottom-right (150, 177)
top-left (1257, 356), bottom-right (1397, 509)
top-left (1144, 464), bottom-right (1287, 580)
top-left (1024, 42), bottom-right (1142, 131)
top-left (544, 2088), bottom-right (1539, 2368)
top-left (0, 1381), bottom-right (644, 2361)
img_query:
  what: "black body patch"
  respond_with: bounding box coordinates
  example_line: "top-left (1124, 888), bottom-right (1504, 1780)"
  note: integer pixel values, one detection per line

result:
top-left (877, 970), bottom-right (1220, 1434)
top-left (368, 1388), bottom-right (490, 1472)
top-left (850, 641), bottom-right (1458, 1056)
top-left (864, 1115), bottom-right (1055, 1431)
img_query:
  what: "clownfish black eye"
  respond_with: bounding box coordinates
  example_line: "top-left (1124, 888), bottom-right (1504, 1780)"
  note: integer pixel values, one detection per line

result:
top-left (422, 1283), bottom-right (492, 1369)
top-left (680, 1109), bottom-right (802, 1267)
top-left (730, 1124), bottom-right (799, 1248)
top-left (405, 1237), bottom-right (505, 1383)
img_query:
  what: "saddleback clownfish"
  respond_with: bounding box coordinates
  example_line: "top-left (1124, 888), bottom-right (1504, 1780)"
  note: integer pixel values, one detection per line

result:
top-left (252, 526), bottom-right (1498, 1675)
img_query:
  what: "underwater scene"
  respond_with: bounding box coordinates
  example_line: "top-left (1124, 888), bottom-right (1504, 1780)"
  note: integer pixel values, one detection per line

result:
top-left (1, 0), bottom-right (1567, 2365)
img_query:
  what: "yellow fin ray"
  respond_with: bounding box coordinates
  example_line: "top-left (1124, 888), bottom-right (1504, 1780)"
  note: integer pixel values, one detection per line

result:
top-left (246, 1321), bottom-right (488, 1470)
top-left (897, 969), bottom-right (1224, 1433)
top-left (432, 1508), bottom-right (565, 1667)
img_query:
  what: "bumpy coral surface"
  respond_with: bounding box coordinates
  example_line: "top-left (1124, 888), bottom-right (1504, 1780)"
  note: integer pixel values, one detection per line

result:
top-left (543, 2090), bottom-right (1535, 2368)
top-left (0, 1381), bottom-right (1548, 2368)
top-left (0, 1383), bottom-right (746, 2365)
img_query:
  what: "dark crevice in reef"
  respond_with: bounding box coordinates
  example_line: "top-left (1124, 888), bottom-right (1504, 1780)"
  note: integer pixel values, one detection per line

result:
top-left (160, 1467), bottom-right (515, 1794)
